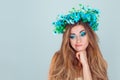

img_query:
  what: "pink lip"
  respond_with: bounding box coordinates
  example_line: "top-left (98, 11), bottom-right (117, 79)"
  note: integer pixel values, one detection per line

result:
top-left (75, 44), bottom-right (82, 47)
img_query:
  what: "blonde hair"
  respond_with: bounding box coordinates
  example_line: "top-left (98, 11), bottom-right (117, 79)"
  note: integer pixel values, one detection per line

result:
top-left (48, 21), bottom-right (108, 80)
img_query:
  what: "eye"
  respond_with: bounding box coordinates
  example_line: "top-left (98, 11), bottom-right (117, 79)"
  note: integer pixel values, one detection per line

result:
top-left (70, 34), bottom-right (76, 39)
top-left (80, 31), bottom-right (86, 37)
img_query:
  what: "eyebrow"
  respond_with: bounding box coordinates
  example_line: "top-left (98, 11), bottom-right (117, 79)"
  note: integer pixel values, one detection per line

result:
top-left (70, 29), bottom-right (85, 35)
top-left (80, 30), bottom-right (85, 33)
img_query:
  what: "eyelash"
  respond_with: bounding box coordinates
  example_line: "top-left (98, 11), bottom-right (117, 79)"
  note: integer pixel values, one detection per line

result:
top-left (80, 31), bottom-right (86, 37)
top-left (70, 35), bottom-right (76, 39)
top-left (70, 31), bottom-right (86, 39)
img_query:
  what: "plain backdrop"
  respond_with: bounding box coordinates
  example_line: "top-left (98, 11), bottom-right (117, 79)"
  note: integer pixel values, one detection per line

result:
top-left (0, 0), bottom-right (120, 80)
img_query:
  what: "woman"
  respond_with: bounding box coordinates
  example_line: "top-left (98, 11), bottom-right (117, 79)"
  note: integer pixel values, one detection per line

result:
top-left (49, 4), bottom-right (108, 80)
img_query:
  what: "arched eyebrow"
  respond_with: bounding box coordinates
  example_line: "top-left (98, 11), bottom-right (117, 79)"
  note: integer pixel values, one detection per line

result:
top-left (80, 30), bottom-right (86, 33)
top-left (70, 29), bottom-right (86, 35)
top-left (70, 33), bottom-right (75, 35)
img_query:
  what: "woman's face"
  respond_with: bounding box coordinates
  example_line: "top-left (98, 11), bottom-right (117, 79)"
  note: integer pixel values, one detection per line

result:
top-left (69, 25), bottom-right (89, 52)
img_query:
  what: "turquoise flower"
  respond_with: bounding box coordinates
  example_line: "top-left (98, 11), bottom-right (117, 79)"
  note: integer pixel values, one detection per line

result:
top-left (52, 4), bottom-right (100, 34)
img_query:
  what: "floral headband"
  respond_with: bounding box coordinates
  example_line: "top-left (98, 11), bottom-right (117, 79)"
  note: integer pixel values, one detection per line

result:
top-left (52, 4), bottom-right (100, 34)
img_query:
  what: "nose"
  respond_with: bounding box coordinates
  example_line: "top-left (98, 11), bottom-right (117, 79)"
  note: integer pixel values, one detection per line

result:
top-left (76, 36), bottom-right (81, 43)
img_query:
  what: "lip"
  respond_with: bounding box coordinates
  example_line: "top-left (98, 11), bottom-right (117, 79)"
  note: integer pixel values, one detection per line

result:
top-left (75, 44), bottom-right (82, 47)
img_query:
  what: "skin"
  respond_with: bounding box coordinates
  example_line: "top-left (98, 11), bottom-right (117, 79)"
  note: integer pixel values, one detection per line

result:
top-left (70, 25), bottom-right (92, 80)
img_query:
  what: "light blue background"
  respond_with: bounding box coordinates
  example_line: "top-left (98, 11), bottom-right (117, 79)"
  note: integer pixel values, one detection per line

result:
top-left (0, 0), bottom-right (120, 80)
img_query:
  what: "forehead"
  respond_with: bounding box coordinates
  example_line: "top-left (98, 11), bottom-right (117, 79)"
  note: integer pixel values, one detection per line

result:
top-left (70, 25), bottom-right (85, 33)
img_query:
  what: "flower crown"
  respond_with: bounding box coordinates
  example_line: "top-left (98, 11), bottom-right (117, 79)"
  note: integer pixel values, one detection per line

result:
top-left (52, 4), bottom-right (100, 34)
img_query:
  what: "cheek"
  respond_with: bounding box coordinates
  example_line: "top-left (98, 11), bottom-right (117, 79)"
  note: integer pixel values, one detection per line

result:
top-left (83, 38), bottom-right (89, 48)
top-left (84, 41), bottom-right (89, 49)
top-left (70, 40), bottom-right (76, 48)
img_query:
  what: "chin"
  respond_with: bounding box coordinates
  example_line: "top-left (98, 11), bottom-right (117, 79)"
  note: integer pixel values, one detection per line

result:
top-left (75, 48), bottom-right (85, 52)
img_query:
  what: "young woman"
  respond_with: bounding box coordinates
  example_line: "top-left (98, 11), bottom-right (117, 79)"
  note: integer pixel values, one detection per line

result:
top-left (48, 4), bottom-right (108, 80)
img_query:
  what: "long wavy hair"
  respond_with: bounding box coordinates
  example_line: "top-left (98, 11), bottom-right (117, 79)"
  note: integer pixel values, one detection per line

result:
top-left (48, 21), bottom-right (108, 80)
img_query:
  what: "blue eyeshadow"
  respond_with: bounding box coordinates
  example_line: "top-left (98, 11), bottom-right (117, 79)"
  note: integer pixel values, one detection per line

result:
top-left (80, 31), bottom-right (86, 37)
top-left (70, 34), bottom-right (76, 39)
